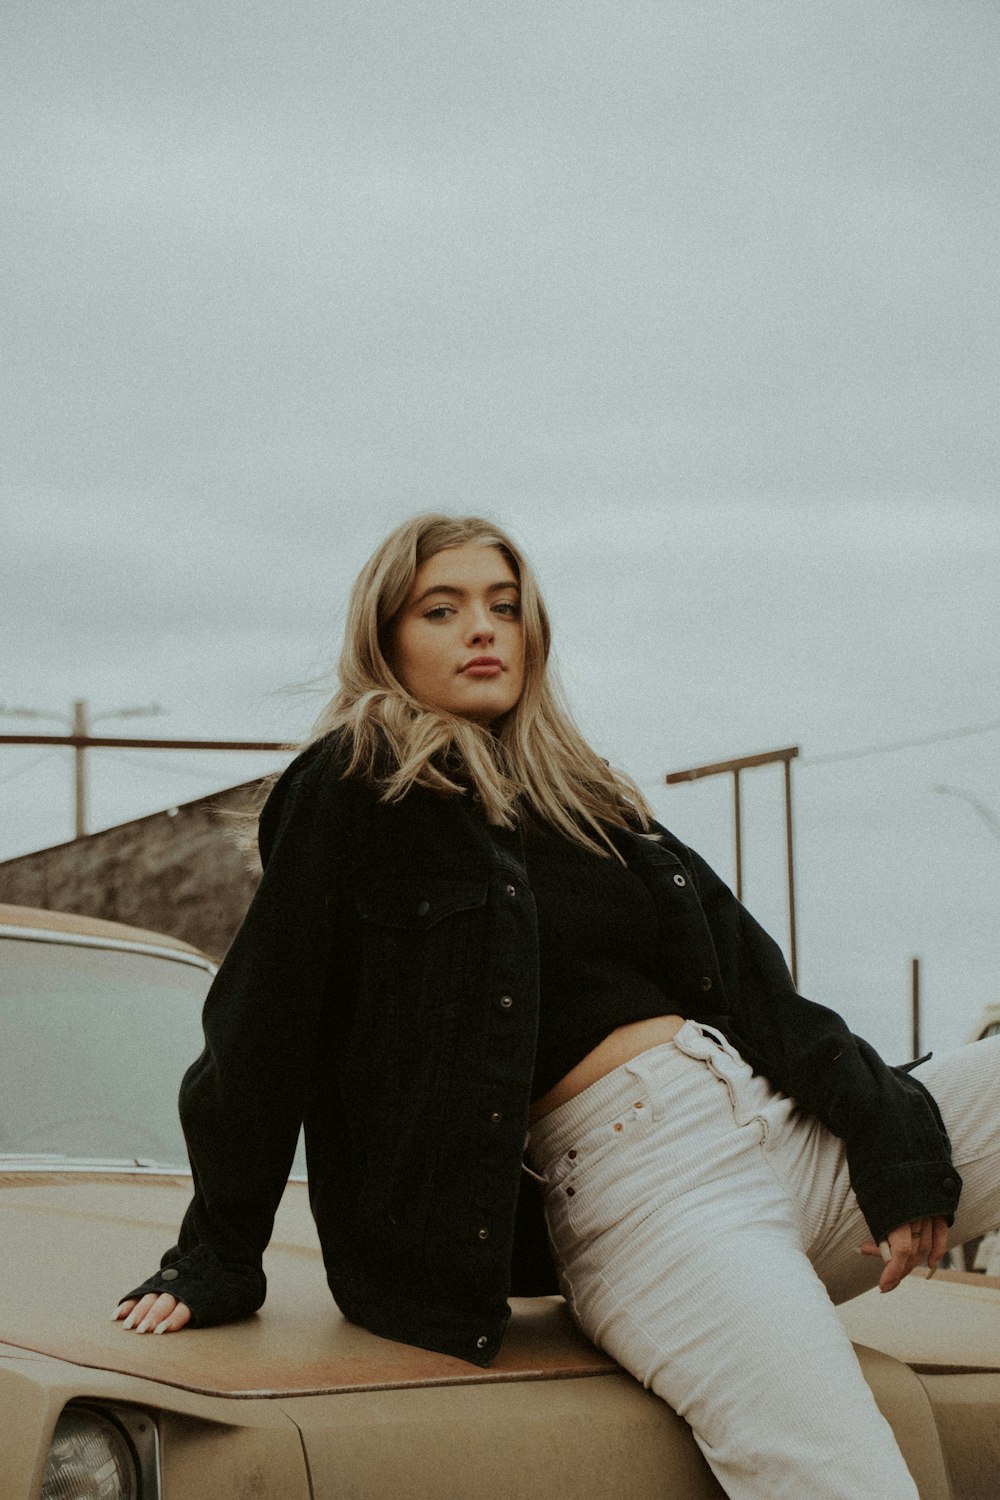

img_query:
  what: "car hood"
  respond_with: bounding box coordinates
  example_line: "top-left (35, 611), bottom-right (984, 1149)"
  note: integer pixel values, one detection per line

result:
top-left (0, 1172), bottom-right (614, 1397)
top-left (6, 1173), bottom-right (1000, 1398)
top-left (838, 1266), bottom-right (1000, 1374)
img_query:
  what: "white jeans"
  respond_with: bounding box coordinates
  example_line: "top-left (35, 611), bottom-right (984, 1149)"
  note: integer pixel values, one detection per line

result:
top-left (526, 1021), bottom-right (1000, 1500)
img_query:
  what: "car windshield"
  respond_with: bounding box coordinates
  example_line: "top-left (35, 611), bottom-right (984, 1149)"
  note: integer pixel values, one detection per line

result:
top-left (0, 935), bottom-right (214, 1166)
top-left (1, 933), bottom-right (309, 1173)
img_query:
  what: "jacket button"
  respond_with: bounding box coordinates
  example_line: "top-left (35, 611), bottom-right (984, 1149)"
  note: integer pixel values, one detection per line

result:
top-left (161, 1268), bottom-right (179, 1281)
top-left (477, 1335), bottom-right (489, 1349)
top-left (478, 1227), bottom-right (490, 1240)
top-left (416, 900), bottom-right (431, 917)
top-left (567, 1148), bottom-right (577, 1159)
top-left (505, 883), bottom-right (517, 898)
top-left (942, 1176), bottom-right (959, 1195)
top-left (700, 975), bottom-right (713, 992)
top-left (673, 873), bottom-right (687, 887)
top-left (490, 1110), bottom-right (502, 1123)
top-left (566, 1186), bottom-right (575, 1197)
top-left (499, 995), bottom-right (513, 1009)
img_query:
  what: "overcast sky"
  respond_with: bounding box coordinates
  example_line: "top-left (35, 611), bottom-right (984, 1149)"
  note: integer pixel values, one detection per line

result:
top-left (3, 1), bottom-right (998, 1060)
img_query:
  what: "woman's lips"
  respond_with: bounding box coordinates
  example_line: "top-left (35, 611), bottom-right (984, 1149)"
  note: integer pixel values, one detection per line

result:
top-left (461, 658), bottom-right (503, 678)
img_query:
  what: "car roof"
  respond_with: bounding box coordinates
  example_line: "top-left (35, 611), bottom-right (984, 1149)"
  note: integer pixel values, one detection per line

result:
top-left (0, 903), bottom-right (206, 958)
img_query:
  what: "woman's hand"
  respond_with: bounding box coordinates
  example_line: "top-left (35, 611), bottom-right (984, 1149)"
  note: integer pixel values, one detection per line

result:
top-left (114, 1292), bottom-right (192, 1334)
top-left (859, 1215), bottom-right (949, 1293)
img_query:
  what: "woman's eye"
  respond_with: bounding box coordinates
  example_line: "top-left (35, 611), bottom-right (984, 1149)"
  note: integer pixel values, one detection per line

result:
top-left (494, 601), bottom-right (520, 618)
top-left (423, 605), bottom-right (454, 621)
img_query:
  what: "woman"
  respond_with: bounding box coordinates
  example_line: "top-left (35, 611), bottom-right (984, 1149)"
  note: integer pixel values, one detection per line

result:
top-left (117, 513), bottom-right (1000, 1499)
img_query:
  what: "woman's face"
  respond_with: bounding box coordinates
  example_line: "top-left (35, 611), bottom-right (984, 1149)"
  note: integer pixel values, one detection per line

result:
top-left (389, 543), bottom-right (525, 725)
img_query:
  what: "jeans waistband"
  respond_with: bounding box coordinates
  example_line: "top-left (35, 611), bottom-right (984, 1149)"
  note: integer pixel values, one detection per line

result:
top-left (526, 1019), bottom-right (739, 1172)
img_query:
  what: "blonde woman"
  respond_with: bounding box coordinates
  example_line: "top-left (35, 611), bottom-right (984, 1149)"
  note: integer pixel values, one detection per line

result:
top-left (118, 514), bottom-right (1000, 1500)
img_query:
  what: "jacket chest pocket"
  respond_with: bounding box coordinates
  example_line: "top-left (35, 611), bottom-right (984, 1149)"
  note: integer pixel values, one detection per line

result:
top-left (353, 875), bottom-right (491, 1033)
top-left (356, 876), bottom-right (490, 931)
top-left (348, 876), bottom-right (492, 1227)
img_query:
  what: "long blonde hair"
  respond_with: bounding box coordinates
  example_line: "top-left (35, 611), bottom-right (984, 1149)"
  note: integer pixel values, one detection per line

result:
top-left (250, 515), bottom-right (654, 858)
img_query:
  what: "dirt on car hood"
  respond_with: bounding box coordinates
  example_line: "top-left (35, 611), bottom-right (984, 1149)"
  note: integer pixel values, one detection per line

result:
top-left (0, 1173), bottom-right (615, 1398)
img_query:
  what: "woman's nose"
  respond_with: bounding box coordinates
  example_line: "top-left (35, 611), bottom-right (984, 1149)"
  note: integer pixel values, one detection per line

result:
top-left (467, 609), bottom-right (495, 644)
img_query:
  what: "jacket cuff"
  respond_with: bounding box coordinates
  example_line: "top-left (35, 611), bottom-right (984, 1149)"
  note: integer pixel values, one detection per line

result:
top-left (119, 1243), bottom-right (266, 1327)
top-left (853, 1159), bottom-right (963, 1246)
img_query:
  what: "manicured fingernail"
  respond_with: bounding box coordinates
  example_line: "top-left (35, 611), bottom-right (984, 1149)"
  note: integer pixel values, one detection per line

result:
top-left (122, 1313), bottom-right (137, 1329)
top-left (137, 1319), bottom-right (151, 1333)
top-left (154, 1322), bottom-right (168, 1334)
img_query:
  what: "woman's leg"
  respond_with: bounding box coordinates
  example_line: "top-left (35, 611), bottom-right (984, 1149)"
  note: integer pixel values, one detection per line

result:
top-left (528, 1024), bottom-right (918, 1500)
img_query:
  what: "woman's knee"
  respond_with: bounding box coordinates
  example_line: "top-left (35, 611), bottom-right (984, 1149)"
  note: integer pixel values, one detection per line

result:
top-left (914, 1038), bottom-right (1000, 1161)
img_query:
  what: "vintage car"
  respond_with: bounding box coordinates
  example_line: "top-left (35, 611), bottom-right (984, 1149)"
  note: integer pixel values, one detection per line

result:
top-left (3, 899), bottom-right (1000, 1500)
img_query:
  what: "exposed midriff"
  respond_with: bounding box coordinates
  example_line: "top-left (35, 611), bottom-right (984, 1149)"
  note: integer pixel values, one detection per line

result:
top-left (529, 1012), bottom-right (686, 1122)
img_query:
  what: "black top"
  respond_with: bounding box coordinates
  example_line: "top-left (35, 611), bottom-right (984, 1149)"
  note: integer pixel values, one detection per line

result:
top-left (522, 819), bottom-right (675, 1099)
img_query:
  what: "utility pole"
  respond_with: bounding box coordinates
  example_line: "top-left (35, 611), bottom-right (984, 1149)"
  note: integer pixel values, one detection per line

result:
top-left (1, 700), bottom-right (165, 837)
top-left (72, 700), bottom-right (86, 839)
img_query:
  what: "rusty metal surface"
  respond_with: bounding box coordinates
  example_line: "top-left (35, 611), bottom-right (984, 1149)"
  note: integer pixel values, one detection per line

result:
top-left (8, 1166), bottom-right (1000, 1411)
top-left (665, 745), bottom-right (800, 783)
top-left (0, 1177), bottom-right (616, 1398)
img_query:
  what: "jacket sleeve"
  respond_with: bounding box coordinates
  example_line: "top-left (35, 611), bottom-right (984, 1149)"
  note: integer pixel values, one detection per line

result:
top-left (682, 842), bottom-right (962, 1245)
top-left (120, 735), bottom-right (352, 1326)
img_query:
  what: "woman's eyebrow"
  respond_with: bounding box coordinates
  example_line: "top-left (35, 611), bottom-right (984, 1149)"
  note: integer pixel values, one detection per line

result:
top-left (411, 581), bottom-right (520, 606)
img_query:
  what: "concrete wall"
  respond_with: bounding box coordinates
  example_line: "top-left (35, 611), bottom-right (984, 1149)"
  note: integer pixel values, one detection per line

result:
top-left (0, 781), bottom-right (269, 962)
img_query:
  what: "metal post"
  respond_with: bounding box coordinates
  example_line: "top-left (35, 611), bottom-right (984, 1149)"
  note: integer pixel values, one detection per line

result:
top-left (911, 957), bottom-right (920, 1058)
top-left (732, 768), bottom-right (743, 902)
top-left (73, 699), bottom-right (87, 839)
top-left (666, 746), bottom-right (800, 985)
top-left (783, 755), bottom-right (797, 988)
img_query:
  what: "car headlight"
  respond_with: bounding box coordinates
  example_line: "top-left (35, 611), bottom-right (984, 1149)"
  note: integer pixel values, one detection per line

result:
top-left (41, 1406), bottom-right (140, 1500)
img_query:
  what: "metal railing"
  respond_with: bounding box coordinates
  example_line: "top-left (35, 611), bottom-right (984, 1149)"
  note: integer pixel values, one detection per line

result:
top-left (666, 746), bottom-right (799, 987)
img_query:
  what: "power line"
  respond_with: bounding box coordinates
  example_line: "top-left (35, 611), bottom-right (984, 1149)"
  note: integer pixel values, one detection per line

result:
top-left (801, 718), bottom-right (1000, 767)
top-left (99, 749), bottom-right (289, 782)
top-left (0, 698), bottom-right (164, 838)
top-left (638, 716), bottom-right (1000, 793)
top-left (0, 749), bottom-right (63, 787)
top-left (934, 784), bottom-right (1000, 845)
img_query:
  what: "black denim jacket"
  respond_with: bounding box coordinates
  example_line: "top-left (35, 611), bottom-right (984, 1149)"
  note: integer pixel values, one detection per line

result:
top-left (123, 731), bottom-right (961, 1366)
